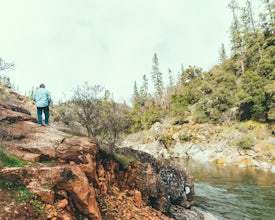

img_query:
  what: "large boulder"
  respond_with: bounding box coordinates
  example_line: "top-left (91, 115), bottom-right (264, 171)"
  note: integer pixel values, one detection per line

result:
top-left (111, 148), bottom-right (194, 214)
top-left (51, 166), bottom-right (101, 220)
top-left (56, 136), bottom-right (98, 163)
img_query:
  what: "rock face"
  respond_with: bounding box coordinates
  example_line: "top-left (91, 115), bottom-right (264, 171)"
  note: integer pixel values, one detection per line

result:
top-left (121, 121), bottom-right (275, 172)
top-left (52, 166), bottom-right (101, 220)
top-left (0, 102), bottom-right (195, 219)
top-left (114, 148), bottom-right (194, 212)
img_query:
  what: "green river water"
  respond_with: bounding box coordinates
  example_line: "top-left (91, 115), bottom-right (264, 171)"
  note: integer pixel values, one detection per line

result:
top-left (173, 159), bottom-right (275, 220)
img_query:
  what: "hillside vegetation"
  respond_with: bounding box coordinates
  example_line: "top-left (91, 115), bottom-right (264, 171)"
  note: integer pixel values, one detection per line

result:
top-left (1, 0), bottom-right (274, 149)
top-left (52, 1), bottom-right (275, 145)
top-left (130, 0), bottom-right (275, 130)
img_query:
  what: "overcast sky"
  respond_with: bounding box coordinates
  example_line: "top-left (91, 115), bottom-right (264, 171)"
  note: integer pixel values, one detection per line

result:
top-left (0, 0), bottom-right (256, 104)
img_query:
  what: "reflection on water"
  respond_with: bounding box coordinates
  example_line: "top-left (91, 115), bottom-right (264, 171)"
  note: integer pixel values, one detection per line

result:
top-left (173, 159), bottom-right (275, 220)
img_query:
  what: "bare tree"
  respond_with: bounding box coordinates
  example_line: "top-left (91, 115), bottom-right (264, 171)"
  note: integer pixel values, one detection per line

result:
top-left (72, 82), bottom-right (104, 143)
top-left (72, 82), bottom-right (131, 147)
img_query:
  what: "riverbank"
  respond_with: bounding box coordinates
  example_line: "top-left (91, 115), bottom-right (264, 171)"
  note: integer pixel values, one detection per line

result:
top-left (120, 120), bottom-right (275, 172)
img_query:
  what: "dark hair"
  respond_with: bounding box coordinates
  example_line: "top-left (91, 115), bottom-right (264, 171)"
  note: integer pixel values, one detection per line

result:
top-left (40, 83), bottom-right (45, 88)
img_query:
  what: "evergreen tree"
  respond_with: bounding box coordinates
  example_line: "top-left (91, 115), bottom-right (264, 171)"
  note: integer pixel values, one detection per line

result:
top-left (240, 0), bottom-right (264, 70)
top-left (138, 74), bottom-right (149, 107)
top-left (219, 43), bottom-right (227, 63)
top-left (181, 65), bottom-right (203, 82)
top-left (104, 89), bottom-right (111, 101)
top-left (239, 71), bottom-right (268, 120)
top-left (132, 81), bottom-right (140, 109)
top-left (168, 68), bottom-right (174, 88)
top-left (241, 1), bottom-right (254, 43)
top-left (261, 0), bottom-right (275, 34)
top-left (228, 0), bottom-right (242, 55)
top-left (151, 53), bottom-right (164, 105)
top-left (140, 74), bottom-right (149, 98)
top-left (228, 0), bottom-right (245, 75)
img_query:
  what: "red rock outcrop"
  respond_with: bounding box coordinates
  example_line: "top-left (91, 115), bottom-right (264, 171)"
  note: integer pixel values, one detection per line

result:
top-left (0, 101), bottom-right (194, 219)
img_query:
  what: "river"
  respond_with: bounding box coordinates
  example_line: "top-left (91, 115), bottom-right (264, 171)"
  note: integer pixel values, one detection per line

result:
top-left (173, 159), bottom-right (275, 220)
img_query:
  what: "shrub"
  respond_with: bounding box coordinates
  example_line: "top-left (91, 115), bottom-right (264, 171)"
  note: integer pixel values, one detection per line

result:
top-left (114, 154), bottom-right (137, 169)
top-left (0, 143), bottom-right (27, 167)
top-left (236, 135), bottom-right (255, 150)
top-left (155, 133), bottom-right (175, 149)
top-left (0, 176), bottom-right (19, 189)
top-left (131, 108), bottom-right (161, 132)
top-left (192, 98), bottom-right (211, 123)
top-left (178, 131), bottom-right (191, 142)
top-left (170, 93), bottom-right (188, 118)
top-left (0, 178), bottom-right (45, 217)
top-left (16, 186), bottom-right (34, 202)
top-left (193, 108), bottom-right (210, 123)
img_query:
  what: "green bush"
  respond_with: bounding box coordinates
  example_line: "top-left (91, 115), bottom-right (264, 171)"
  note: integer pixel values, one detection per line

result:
top-left (155, 133), bottom-right (175, 149)
top-left (16, 186), bottom-right (46, 216)
top-left (236, 135), bottom-right (255, 150)
top-left (170, 93), bottom-right (188, 118)
top-left (239, 70), bottom-right (269, 121)
top-left (178, 131), bottom-right (191, 142)
top-left (0, 144), bottom-right (27, 167)
top-left (131, 108), bottom-right (161, 132)
top-left (193, 99), bottom-right (211, 123)
top-left (114, 154), bottom-right (137, 169)
top-left (0, 176), bottom-right (19, 189)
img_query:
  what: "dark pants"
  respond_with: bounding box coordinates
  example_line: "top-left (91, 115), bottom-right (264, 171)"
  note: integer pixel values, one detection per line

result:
top-left (37, 106), bottom-right (49, 125)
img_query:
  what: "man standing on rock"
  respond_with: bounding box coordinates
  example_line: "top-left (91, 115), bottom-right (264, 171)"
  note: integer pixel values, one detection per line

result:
top-left (33, 83), bottom-right (51, 126)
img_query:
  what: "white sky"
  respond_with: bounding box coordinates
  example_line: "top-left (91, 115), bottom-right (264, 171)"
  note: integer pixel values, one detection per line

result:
top-left (0, 0), bottom-right (258, 104)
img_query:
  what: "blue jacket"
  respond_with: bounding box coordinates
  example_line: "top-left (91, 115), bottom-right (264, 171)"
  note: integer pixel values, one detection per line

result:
top-left (33, 88), bottom-right (51, 107)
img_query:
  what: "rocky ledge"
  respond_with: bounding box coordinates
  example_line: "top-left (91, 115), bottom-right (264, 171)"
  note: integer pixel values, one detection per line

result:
top-left (0, 103), bottom-right (206, 220)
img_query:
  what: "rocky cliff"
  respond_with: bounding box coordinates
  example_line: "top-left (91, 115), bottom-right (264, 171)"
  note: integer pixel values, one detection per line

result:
top-left (0, 98), bottom-right (199, 219)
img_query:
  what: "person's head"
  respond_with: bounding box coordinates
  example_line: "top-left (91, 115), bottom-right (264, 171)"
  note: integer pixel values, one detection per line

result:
top-left (40, 83), bottom-right (45, 88)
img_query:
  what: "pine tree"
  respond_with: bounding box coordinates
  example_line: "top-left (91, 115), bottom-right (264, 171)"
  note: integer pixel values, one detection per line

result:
top-left (132, 81), bottom-right (140, 109)
top-left (104, 89), bottom-right (111, 101)
top-left (140, 74), bottom-right (149, 98)
top-left (261, 0), bottom-right (275, 34)
top-left (228, 0), bottom-right (245, 75)
top-left (168, 68), bottom-right (174, 88)
top-left (240, 0), bottom-right (264, 70)
top-left (219, 43), bottom-right (227, 64)
top-left (228, 0), bottom-right (242, 55)
top-left (151, 53), bottom-right (164, 105)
